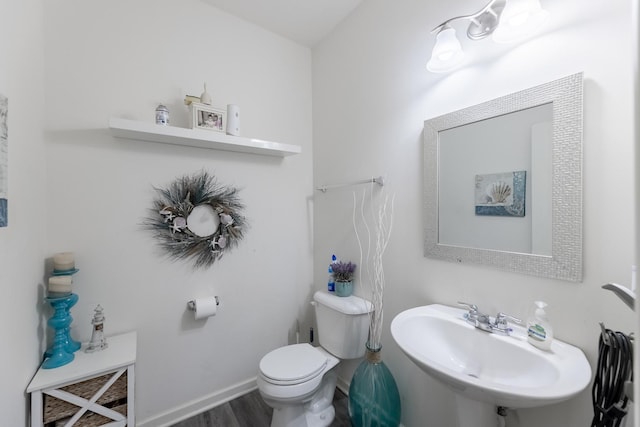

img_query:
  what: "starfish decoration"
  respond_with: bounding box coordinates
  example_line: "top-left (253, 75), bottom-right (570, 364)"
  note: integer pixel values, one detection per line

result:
top-left (159, 207), bottom-right (176, 223)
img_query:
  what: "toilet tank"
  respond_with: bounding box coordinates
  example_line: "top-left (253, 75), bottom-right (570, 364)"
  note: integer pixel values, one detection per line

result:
top-left (313, 291), bottom-right (373, 359)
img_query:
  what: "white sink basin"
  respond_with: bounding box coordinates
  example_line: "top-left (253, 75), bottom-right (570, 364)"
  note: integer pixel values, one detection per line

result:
top-left (390, 304), bottom-right (591, 409)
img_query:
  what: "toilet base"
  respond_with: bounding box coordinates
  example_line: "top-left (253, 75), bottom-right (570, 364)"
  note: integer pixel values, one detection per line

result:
top-left (271, 403), bottom-right (334, 427)
top-left (304, 404), bottom-right (335, 427)
top-left (263, 366), bottom-right (339, 427)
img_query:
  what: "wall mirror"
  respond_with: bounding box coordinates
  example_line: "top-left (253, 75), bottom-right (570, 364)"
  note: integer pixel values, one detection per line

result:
top-left (423, 73), bottom-right (583, 282)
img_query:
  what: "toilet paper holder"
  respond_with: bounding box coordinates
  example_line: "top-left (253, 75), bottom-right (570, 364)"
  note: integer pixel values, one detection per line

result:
top-left (187, 296), bottom-right (220, 311)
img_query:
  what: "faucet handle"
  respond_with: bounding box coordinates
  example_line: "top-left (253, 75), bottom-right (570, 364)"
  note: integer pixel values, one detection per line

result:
top-left (495, 312), bottom-right (522, 326)
top-left (458, 301), bottom-right (478, 312)
top-left (491, 312), bottom-right (522, 335)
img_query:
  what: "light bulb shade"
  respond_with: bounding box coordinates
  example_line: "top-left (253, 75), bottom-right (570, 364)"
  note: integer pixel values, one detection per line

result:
top-left (427, 27), bottom-right (465, 73)
top-left (492, 0), bottom-right (549, 43)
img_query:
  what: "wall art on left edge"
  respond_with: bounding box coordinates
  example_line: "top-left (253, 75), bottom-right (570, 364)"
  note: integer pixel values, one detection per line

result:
top-left (0, 94), bottom-right (7, 227)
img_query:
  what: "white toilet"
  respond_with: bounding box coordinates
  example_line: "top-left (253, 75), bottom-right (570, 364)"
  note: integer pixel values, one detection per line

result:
top-left (257, 291), bottom-right (372, 427)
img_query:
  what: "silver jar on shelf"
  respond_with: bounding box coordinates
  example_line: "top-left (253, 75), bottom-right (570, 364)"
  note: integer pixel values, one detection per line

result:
top-left (155, 104), bottom-right (169, 125)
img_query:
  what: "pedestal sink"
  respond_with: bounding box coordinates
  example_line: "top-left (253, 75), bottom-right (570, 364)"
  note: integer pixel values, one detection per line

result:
top-left (390, 304), bottom-right (591, 427)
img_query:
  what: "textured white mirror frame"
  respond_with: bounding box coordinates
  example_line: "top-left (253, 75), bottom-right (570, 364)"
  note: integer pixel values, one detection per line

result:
top-left (424, 73), bottom-right (583, 282)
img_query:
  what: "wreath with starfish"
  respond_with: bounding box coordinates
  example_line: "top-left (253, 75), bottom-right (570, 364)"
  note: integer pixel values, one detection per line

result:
top-left (144, 171), bottom-right (247, 269)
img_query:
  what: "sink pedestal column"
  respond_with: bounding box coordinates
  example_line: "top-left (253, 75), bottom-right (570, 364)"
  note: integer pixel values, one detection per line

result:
top-left (454, 394), bottom-right (499, 427)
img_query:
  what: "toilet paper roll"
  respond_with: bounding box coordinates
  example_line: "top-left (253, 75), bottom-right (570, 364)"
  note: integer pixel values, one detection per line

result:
top-left (192, 297), bottom-right (218, 320)
top-left (226, 104), bottom-right (240, 136)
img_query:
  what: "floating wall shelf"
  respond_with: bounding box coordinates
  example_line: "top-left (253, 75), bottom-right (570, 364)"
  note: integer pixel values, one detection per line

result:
top-left (108, 117), bottom-right (301, 157)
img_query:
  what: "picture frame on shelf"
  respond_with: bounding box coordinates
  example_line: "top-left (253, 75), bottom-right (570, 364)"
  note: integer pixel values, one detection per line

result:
top-left (189, 102), bottom-right (225, 133)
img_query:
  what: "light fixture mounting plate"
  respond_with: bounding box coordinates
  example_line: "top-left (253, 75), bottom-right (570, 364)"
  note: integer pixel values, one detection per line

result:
top-left (467, 0), bottom-right (505, 40)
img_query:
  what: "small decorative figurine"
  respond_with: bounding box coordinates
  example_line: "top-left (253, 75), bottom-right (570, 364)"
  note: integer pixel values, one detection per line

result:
top-left (86, 305), bottom-right (108, 353)
top-left (155, 104), bottom-right (169, 125)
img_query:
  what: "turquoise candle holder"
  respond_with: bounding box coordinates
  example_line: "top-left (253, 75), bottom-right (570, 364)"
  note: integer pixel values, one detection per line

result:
top-left (42, 293), bottom-right (80, 369)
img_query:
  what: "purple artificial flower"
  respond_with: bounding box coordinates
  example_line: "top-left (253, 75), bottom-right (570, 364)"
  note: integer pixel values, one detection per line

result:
top-left (331, 261), bottom-right (356, 282)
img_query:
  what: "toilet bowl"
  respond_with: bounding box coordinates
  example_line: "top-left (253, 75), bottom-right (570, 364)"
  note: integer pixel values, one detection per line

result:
top-left (258, 344), bottom-right (340, 427)
top-left (257, 291), bottom-right (372, 427)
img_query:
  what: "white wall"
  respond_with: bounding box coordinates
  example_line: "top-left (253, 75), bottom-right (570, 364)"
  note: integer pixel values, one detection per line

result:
top-left (313, 1), bottom-right (635, 426)
top-left (0, 0), bottom-right (47, 425)
top-left (42, 0), bottom-right (313, 425)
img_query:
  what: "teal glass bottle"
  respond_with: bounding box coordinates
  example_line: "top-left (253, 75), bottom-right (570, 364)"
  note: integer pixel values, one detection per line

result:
top-left (349, 343), bottom-right (401, 427)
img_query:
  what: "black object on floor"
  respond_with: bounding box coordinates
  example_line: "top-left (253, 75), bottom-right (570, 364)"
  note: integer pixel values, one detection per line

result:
top-left (590, 324), bottom-right (633, 427)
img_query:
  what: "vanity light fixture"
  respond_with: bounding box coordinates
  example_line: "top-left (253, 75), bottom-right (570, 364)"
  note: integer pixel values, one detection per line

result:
top-left (426, 25), bottom-right (465, 73)
top-left (426, 0), bottom-right (549, 73)
top-left (492, 0), bottom-right (549, 43)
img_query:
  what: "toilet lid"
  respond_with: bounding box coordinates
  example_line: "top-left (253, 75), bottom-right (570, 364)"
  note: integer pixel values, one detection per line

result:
top-left (260, 344), bottom-right (328, 385)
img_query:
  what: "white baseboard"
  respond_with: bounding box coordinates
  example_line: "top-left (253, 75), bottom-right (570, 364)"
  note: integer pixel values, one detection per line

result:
top-left (137, 377), bottom-right (258, 427)
top-left (336, 375), bottom-right (350, 396)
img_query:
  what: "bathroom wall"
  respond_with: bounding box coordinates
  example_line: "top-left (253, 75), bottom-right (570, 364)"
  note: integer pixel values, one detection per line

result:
top-left (313, 1), bottom-right (636, 426)
top-left (42, 0), bottom-right (313, 425)
top-left (0, 0), bottom-right (47, 425)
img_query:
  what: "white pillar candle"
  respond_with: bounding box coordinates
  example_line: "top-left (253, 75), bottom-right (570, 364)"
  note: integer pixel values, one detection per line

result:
top-left (53, 252), bottom-right (75, 271)
top-left (48, 275), bottom-right (73, 294)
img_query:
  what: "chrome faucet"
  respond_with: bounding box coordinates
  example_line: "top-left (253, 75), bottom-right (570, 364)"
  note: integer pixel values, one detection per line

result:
top-left (491, 312), bottom-right (522, 335)
top-left (458, 301), bottom-right (492, 332)
top-left (458, 302), bottom-right (521, 335)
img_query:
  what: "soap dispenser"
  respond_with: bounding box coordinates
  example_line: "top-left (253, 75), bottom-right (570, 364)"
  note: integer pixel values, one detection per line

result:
top-left (527, 301), bottom-right (553, 351)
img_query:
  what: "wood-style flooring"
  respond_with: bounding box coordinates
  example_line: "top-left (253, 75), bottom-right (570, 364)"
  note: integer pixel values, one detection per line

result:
top-left (171, 387), bottom-right (351, 427)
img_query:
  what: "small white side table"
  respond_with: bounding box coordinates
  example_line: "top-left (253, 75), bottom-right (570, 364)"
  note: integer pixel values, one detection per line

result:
top-left (27, 331), bottom-right (137, 427)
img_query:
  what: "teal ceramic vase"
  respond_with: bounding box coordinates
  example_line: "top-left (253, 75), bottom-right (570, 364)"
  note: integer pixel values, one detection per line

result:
top-left (349, 343), bottom-right (401, 427)
top-left (335, 280), bottom-right (353, 297)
